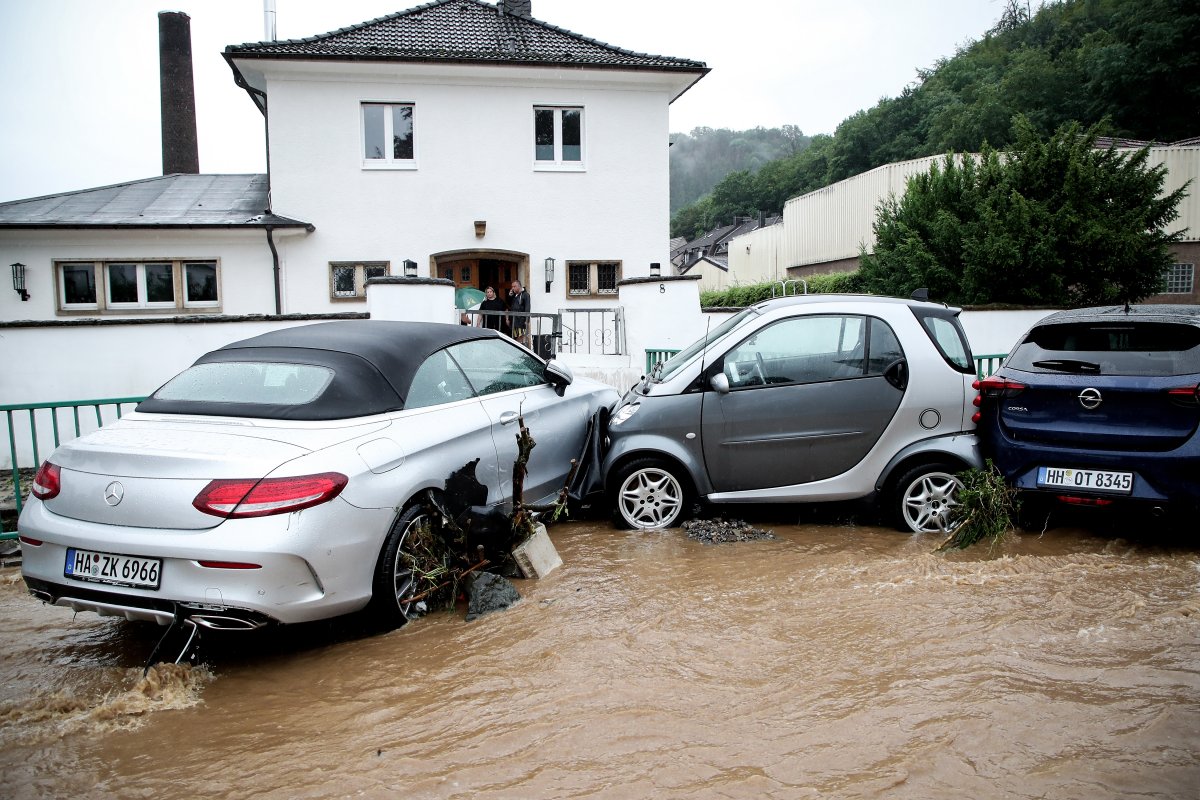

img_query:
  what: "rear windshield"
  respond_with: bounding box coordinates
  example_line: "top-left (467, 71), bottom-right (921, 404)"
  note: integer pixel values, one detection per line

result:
top-left (1006, 321), bottom-right (1200, 376)
top-left (153, 362), bottom-right (335, 405)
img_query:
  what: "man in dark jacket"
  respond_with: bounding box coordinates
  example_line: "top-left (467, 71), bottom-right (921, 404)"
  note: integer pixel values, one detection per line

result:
top-left (508, 279), bottom-right (531, 344)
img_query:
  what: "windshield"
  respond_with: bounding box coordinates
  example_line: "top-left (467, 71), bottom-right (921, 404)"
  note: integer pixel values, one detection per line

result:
top-left (654, 307), bottom-right (761, 383)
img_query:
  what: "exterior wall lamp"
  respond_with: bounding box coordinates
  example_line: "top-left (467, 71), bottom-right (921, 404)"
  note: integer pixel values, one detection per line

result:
top-left (474, 220), bottom-right (486, 237)
top-left (403, 259), bottom-right (418, 278)
top-left (11, 262), bottom-right (29, 301)
top-left (650, 262), bottom-right (661, 278)
top-left (544, 256), bottom-right (554, 293)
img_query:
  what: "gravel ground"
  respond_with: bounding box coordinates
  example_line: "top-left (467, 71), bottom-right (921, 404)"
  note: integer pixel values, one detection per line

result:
top-left (682, 517), bottom-right (776, 544)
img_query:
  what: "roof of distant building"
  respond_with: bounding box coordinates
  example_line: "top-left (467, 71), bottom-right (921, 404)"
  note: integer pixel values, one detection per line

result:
top-left (0, 174), bottom-right (312, 230)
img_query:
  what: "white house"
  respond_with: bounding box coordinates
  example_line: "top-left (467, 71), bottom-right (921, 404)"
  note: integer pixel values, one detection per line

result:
top-left (0, 0), bottom-right (709, 412)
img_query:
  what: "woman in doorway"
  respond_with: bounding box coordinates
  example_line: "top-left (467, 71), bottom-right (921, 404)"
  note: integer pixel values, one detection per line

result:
top-left (476, 286), bottom-right (507, 331)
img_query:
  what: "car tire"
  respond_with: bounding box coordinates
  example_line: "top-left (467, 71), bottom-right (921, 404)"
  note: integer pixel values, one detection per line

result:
top-left (888, 462), bottom-right (963, 534)
top-left (367, 504), bottom-right (430, 628)
top-left (611, 457), bottom-right (693, 530)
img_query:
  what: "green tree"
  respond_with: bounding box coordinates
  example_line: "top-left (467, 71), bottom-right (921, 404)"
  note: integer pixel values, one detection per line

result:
top-left (668, 0), bottom-right (1198, 234)
top-left (856, 119), bottom-right (1188, 306)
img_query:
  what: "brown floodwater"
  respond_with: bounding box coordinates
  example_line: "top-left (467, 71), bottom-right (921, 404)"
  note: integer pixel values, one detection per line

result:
top-left (1, 514), bottom-right (1198, 799)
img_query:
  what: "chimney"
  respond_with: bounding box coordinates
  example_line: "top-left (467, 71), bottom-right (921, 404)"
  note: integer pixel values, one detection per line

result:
top-left (158, 11), bottom-right (200, 175)
top-left (499, 1), bottom-right (532, 17)
top-left (264, 0), bottom-right (277, 41)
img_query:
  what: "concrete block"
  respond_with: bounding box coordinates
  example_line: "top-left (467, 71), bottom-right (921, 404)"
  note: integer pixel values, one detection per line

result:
top-left (511, 523), bottom-right (562, 578)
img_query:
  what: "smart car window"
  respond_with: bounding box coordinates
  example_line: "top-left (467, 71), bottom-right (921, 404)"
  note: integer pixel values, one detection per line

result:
top-left (447, 338), bottom-right (546, 396)
top-left (868, 318), bottom-right (905, 373)
top-left (404, 349), bottom-right (477, 409)
top-left (722, 315), bottom-right (867, 388)
top-left (153, 362), bottom-right (334, 405)
top-left (916, 314), bottom-right (973, 373)
top-left (1007, 321), bottom-right (1200, 376)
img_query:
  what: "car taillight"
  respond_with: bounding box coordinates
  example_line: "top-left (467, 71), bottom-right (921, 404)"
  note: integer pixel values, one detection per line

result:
top-left (31, 461), bottom-right (61, 501)
top-left (975, 376), bottom-right (1027, 398)
top-left (192, 472), bottom-right (348, 519)
top-left (1057, 495), bottom-right (1114, 507)
top-left (1167, 384), bottom-right (1200, 406)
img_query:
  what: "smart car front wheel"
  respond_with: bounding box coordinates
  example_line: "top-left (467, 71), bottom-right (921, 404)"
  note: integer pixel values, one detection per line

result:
top-left (612, 458), bottom-right (693, 530)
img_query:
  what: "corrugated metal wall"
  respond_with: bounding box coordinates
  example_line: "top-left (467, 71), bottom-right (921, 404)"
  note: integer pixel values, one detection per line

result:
top-left (1153, 147), bottom-right (1199, 238)
top-left (726, 222), bottom-right (785, 287)
top-left (728, 146), bottom-right (1198, 276)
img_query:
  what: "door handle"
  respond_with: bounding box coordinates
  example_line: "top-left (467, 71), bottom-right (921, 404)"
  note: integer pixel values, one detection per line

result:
top-left (499, 410), bottom-right (520, 425)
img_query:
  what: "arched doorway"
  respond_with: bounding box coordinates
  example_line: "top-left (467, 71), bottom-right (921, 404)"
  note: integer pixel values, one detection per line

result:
top-left (432, 250), bottom-right (527, 294)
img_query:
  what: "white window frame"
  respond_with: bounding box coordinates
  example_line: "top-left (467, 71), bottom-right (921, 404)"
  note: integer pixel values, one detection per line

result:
top-left (183, 262), bottom-right (220, 308)
top-left (57, 262), bottom-right (100, 310)
top-left (104, 262), bottom-right (176, 310)
top-left (330, 261), bottom-right (390, 301)
top-left (1164, 262), bottom-right (1195, 294)
top-left (54, 260), bottom-right (221, 315)
top-left (533, 105), bottom-right (585, 171)
top-left (361, 102), bottom-right (417, 170)
top-left (565, 260), bottom-right (621, 298)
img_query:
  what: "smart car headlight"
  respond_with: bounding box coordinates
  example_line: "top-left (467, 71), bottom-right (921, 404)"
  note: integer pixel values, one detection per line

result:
top-left (611, 402), bottom-right (640, 426)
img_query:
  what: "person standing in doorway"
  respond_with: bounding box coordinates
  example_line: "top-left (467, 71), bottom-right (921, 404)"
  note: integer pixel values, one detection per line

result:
top-left (477, 286), bottom-right (506, 330)
top-left (508, 279), bottom-right (531, 345)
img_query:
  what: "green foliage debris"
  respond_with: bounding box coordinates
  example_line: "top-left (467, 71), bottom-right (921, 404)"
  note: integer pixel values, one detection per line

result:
top-left (939, 462), bottom-right (1019, 551)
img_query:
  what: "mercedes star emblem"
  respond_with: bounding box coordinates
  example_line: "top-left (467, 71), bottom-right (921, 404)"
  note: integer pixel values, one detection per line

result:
top-left (1078, 387), bottom-right (1103, 410)
top-left (103, 481), bottom-right (125, 506)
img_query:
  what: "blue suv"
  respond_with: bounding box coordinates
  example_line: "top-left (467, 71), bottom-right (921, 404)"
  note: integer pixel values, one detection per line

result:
top-left (976, 305), bottom-right (1200, 519)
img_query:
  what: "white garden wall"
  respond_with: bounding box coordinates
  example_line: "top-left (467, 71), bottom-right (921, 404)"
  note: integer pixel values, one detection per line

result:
top-left (1, 293), bottom-right (1054, 469)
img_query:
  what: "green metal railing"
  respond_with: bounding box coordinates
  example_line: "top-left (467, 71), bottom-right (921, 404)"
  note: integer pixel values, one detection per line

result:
top-left (2, 396), bottom-right (146, 540)
top-left (974, 353), bottom-right (1008, 379)
top-left (645, 349), bottom-right (681, 372)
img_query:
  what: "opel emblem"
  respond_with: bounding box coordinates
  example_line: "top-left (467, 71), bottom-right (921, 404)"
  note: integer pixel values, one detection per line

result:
top-left (1078, 387), bottom-right (1103, 410)
top-left (103, 481), bottom-right (125, 506)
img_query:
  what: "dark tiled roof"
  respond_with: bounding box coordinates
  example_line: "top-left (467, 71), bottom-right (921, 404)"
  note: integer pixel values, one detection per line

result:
top-left (225, 0), bottom-right (707, 73)
top-left (0, 175), bottom-right (312, 229)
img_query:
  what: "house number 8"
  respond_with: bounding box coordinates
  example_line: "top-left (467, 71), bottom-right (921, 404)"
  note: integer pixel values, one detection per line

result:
top-left (659, 283), bottom-right (665, 293)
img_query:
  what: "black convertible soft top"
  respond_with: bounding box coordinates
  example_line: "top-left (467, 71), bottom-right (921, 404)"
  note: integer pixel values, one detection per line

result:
top-left (137, 320), bottom-right (506, 420)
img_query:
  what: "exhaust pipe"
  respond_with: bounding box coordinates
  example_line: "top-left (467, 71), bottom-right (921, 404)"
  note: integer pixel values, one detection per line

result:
top-left (189, 614), bottom-right (268, 631)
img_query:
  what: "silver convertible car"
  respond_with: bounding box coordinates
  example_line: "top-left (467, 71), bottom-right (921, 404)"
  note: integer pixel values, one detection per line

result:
top-left (19, 321), bottom-right (618, 630)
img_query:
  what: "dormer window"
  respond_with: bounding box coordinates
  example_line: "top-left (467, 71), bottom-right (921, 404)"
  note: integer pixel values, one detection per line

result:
top-left (363, 103), bottom-right (416, 168)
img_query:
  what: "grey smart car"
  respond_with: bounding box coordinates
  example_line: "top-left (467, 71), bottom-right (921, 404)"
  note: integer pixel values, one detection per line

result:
top-left (603, 294), bottom-right (983, 532)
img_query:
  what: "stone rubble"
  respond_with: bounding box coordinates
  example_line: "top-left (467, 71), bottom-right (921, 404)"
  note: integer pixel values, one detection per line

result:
top-left (682, 517), bottom-right (776, 544)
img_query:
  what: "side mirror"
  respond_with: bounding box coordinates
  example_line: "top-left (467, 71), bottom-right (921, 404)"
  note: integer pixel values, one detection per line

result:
top-left (884, 358), bottom-right (908, 390)
top-left (710, 373), bottom-right (731, 394)
top-left (545, 361), bottom-right (574, 396)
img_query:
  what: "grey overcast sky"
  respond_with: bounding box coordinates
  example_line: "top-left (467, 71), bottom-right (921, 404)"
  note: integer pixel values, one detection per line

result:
top-left (0, 0), bottom-right (1007, 202)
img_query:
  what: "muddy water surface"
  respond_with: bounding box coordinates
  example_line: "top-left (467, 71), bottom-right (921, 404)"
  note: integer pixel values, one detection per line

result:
top-left (2, 518), bottom-right (1198, 799)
